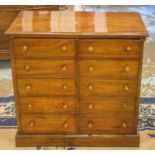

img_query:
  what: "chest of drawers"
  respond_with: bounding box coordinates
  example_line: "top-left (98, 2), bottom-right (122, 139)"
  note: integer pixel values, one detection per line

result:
top-left (6, 11), bottom-right (148, 147)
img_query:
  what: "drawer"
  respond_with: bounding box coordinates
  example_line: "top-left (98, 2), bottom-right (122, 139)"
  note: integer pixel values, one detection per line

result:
top-left (17, 79), bottom-right (76, 96)
top-left (80, 79), bottom-right (137, 97)
top-left (79, 39), bottom-right (140, 58)
top-left (21, 114), bottom-right (76, 134)
top-left (19, 97), bottom-right (76, 113)
top-left (13, 39), bottom-right (75, 58)
top-left (15, 59), bottom-right (76, 77)
top-left (80, 98), bottom-right (136, 113)
top-left (79, 114), bottom-right (136, 134)
top-left (80, 60), bottom-right (139, 77)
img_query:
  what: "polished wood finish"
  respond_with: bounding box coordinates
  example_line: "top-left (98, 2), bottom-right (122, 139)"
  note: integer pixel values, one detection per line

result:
top-left (6, 11), bottom-right (148, 147)
top-left (0, 6), bottom-right (59, 60)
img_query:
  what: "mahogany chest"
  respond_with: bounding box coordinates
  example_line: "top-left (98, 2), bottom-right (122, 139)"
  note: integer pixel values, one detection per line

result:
top-left (6, 11), bottom-right (148, 147)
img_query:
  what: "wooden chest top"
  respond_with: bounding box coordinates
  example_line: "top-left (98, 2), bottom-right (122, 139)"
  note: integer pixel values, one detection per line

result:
top-left (6, 11), bottom-right (148, 38)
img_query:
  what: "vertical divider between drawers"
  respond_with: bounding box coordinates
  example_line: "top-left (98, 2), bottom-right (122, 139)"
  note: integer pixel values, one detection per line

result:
top-left (75, 38), bottom-right (80, 134)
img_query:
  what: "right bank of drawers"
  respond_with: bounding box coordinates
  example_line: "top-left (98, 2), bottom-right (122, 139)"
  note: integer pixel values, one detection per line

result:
top-left (79, 39), bottom-right (140, 134)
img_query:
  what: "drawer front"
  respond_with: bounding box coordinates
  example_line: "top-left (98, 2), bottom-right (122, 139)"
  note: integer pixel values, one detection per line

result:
top-left (21, 114), bottom-right (76, 134)
top-left (79, 39), bottom-right (140, 57)
top-left (14, 39), bottom-right (75, 58)
top-left (80, 79), bottom-right (137, 97)
top-left (80, 98), bottom-right (136, 113)
top-left (79, 114), bottom-right (136, 134)
top-left (15, 59), bottom-right (76, 76)
top-left (17, 79), bottom-right (76, 96)
top-left (19, 97), bottom-right (76, 113)
top-left (80, 60), bottom-right (139, 77)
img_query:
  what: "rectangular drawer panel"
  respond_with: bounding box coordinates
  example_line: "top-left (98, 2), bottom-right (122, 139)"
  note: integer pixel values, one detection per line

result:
top-left (21, 114), bottom-right (76, 134)
top-left (79, 114), bottom-right (136, 134)
top-left (15, 59), bottom-right (76, 76)
top-left (80, 98), bottom-right (136, 113)
top-left (79, 39), bottom-right (140, 58)
top-left (17, 79), bottom-right (76, 96)
top-left (80, 79), bottom-right (137, 97)
top-left (80, 60), bottom-right (139, 78)
top-left (14, 39), bottom-right (75, 58)
top-left (19, 97), bottom-right (76, 113)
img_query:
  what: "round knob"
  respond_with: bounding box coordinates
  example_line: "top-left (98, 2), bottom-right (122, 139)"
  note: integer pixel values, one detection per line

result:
top-left (123, 84), bottom-right (129, 91)
top-left (22, 45), bottom-right (28, 52)
top-left (24, 65), bottom-right (30, 71)
top-left (122, 121), bottom-right (127, 128)
top-left (62, 103), bottom-right (68, 110)
top-left (29, 121), bottom-right (34, 127)
top-left (88, 103), bottom-right (93, 110)
top-left (125, 46), bottom-right (131, 52)
top-left (124, 65), bottom-right (130, 72)
top-left (88, 66), bottom-right (94, 72)
top-left (27, 104), bottom-right (32, 109)
top-left (122, 101), bottom-right (127, 108)
top-left (26, 84), bottom-right (31, 91)
top-left (88, 85), bottom-right (93, 91)
top-left (64, 121), bottom-right (68, 128)
top-left (88, 121), bottom-right (93, 128)
top-left (62, 46), bottom-right (67, 51)
top-left (88, 46), bottom-right (93, 52)
top-left (61, 64), bottom-right (67, 72)
top-left (63, 84), bottom-right (68, 90)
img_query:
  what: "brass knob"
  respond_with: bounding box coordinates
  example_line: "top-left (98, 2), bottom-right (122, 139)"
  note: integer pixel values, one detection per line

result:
top-left (123, 84), bottom-right (129, 91)
top-left (24, 65), bottom-right (30, 71)
top-left (63, 84), bottom-right (68, 90)
top-left (88, 66), bottom-right (94, 72)
top-left (88, 121), bottom-right (93, 128)
top-left (62, 103), bottom-right (68, 110)
top-left (61, 64), bottom-right (67, 72)
top-left (88, 103), bottom-right (93, 110)
top-left (124, 65), bottom-right (130, 72)
top-left (125, 46), bottom-right (131, 52)
top-left (122, 121), bottom-right (127, 128)
top-left (29, 121), bottom-right (34, 127)
top-left (88, 46), bottom-right (93, 52)
top-left (88, 85), bottom-right (93, 91)
top-left (122, 101), bottom-right (127, 108)
top-left (26, 84), bottom-right (31, 90)
top-left (22, 45), bottom-right (28, 52)
top-left (62, 46), bottom-right (67, 51)
top-left (64, 121), bottom-right (68, 128)
top-left (27, 104), bottom-right (32, 109)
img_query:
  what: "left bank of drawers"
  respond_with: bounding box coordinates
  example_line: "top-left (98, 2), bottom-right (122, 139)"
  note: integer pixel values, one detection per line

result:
top-left (13, 38), bottom-right (76, 134)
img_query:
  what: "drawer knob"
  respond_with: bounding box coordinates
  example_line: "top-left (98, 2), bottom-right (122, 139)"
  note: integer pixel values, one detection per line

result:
top-left (27, 104), bottom-right (32, 109)
top-left (26, 84), bottom-right (31, 90)
top-left (29, 121), bottom-right (34, 127)
top-left (88, 66), bottom-right (94, 72)
top-left (88, 85), bottom-right (93, 91)
top-left (64, 121), bottom-right (68, 128)
top-left (88, 121), bottom-right (93, 128)
top-left (62, 103), bottom-right (68, 110)
top-left (125, 46), bottom-right (131, 52)
top-left (61, 64), bottom-right (67, 72)
top-left (88, 103), bottom-right (93, 110)
top-left (24, 65), bottom-right (30, 71)
top-left (22, 45), bottom-right (28, 52)
top-left (124, 65), bottom-right (130, 72)
top-left (88, 46), bottom-right (93, 52)
top-left (123, 84), bottom-right (129, 91)
top-left (122, 121), bottom-right (127, 128)
top-left (122, 101), bottom-right (127, 108)
top-left (63, 84), bottom-right (68, 90)
top-left (62, 46), bottom-right (67, 51)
